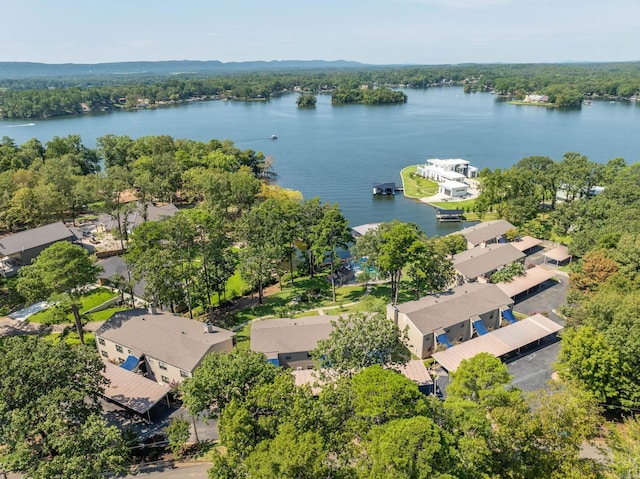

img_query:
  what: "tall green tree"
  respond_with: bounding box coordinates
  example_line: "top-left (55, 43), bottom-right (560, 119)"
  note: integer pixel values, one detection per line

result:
top-left (16, 241), bottom-right (101, 345)
top-left (236, 199), bottom-right (290, 303)
top-left (354, 220), bottom-right (426, 304)
top-left (0, 337), bottom-right (128, 479)
top-left (447, 352), bottom-right (520, 408)
top-left (312, 312), bottom-right (407, 378)
top-left (312, 204), bottom-right (352, 302)
top-left (180, 349), bottom-right (281, 418)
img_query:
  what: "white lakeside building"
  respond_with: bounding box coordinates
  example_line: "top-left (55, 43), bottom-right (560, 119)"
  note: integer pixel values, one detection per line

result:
top-left (416, 159), bottom-right (479, 198)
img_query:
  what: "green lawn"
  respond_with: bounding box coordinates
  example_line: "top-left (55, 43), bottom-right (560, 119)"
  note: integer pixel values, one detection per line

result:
top-left (41, 331), bottom-right (96, 348)
top-left (28, 288), bottom-right (118, 324)
top-left (86, 306), bottom-right (129, 322)
top-left (232, 276), bottom-right (417, 325)
top-left (400, 166), bottom-right (439, 199)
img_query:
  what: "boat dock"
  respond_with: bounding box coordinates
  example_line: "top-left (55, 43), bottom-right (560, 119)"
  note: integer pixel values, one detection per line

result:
top-left (373, 182), bottom-right (404, 195)
top-left (436, 208), bottom-right (464, 222)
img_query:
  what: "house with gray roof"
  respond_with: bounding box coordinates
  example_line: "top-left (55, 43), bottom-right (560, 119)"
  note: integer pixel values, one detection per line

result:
top-left (97, 202), bottom-right (178, 234)
top-left (96, 308), bottom-right (235, 385)
top-left (250, 316), bottom-right (337, 369)
top-left (387, 283), bottom-right (513, 359)
top-left (0, 221), bottom-right (81, 276)
top-left (455, 220), bottom-right (515, 249)
top-left (453, 243), bottom-right (525, 283)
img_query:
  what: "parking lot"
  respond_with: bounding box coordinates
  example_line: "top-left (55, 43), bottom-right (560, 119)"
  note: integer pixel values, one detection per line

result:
top-left (439, 268), bottom-right (568, 395)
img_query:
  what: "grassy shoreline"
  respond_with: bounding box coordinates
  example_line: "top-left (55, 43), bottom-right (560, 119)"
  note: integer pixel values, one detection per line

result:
top-left (400, 166), bottom-right (438, 199)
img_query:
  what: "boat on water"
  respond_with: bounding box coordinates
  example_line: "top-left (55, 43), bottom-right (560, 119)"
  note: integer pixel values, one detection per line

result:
top-left (270, 134), bottom-right (278, 140)
top-left (584, 100), bottom-right (593, 106)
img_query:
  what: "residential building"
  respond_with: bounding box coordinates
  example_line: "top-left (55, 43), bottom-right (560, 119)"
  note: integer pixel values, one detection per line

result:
top-left (95, 308), bottom-right (235, 385)
top-left (453, 243), bottom-right (525, 283)
top-left (416, 158), bottom-right (479, 182)
top-left (96, 202), bottom-right (178, 235)
top-left (250, 316), bottom-right (336, 369)
top-left (387, 283), bottom-right (514, 359)
top-left (455, 219), bottom-right (515, 249)
top-left (523, 94), bottom-right (549, 103)
top-left (0, 221), bottom-right (82, 277)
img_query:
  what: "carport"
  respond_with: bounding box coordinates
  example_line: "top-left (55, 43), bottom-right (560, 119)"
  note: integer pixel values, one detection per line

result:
top-left (544, 245), bottom-right (572, 265)
top-left (432, 314), bottom-right (563, 372)
top-left (496, 266), bottom-right (557, 300)
top-left (101, 361), bottom-right (171, 421)
top-left (510, 236), bottom-right (543, 254)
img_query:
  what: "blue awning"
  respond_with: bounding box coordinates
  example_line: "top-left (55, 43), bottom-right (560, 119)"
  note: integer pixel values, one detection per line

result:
top-left (473, 320), bottom-right (489, 335)
top-left (267, 358), bottom-right (280, 367)
top-left (502, 309), bottom-right (517, 324)
top-left (120, 355), bottom-right (140, 371)
top-left (436, 333), bottom-right (453, 348)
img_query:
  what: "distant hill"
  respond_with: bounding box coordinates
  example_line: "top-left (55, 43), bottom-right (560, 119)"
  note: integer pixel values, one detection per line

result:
top-left (0, 60), bottom-right (368, 79)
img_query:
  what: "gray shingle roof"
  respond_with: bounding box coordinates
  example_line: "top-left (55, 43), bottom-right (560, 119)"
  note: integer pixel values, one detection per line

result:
top-left (0, 221), bottom-right (77, 257)
top-left (394, 283), bottom-right (513, 334)
top-left (250, 316), bottom-right (337, 356)
top-left (96, 309), bottom-right (235, 372)
top-left (453, 243), bottom-right (525, 279)
top-left (97, 202), bottom-right (178, 232)
top-left (456, 220), bottom-right (515, 247)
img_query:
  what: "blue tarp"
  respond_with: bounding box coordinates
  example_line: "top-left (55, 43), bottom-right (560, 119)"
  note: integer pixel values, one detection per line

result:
top-left (473, 320), bottom-right (489, 335)
top-left (502, 309), bottom-right (517, 324)
top-left (436, 333), bottom-right (453, 348)
top-left (120, 355), bottom-right (140, 371)
top-left (267, 358), bottom-right (280, 367)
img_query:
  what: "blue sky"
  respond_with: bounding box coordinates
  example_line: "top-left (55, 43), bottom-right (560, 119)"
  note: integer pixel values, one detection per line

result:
top-left (3, 0), bottom-right (639, 65)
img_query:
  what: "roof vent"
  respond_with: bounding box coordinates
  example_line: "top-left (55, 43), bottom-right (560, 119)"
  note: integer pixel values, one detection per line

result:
top-left (204, 323), bottom-right (214, 333)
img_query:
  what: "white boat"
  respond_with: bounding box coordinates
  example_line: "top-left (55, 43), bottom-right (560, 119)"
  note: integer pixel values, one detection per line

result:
top-left (270, 134), bottom-right (278, 140)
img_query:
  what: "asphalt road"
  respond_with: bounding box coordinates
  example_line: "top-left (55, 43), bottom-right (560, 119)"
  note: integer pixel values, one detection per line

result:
top-left (125, 462), bottom-right (210, 478)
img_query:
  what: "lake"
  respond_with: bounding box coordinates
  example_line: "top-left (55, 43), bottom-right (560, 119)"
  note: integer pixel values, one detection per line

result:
top-left (2, 88), bottom-right (638, 236)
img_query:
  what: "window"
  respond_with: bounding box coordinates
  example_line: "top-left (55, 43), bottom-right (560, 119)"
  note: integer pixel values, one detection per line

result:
top-left (118, 357), bottom-right (124, 364)
top-left (159, 362), bottom-right (167, 370)
top-left (161, 375), bottom-right (170, 384)
top-left (180, 370), bottom-right (189, 378)
top-left (98, 338), bottom-right (105, 346)
top-left (115, 345), bottom-right (123, 353)
top-left (284, 355), bottom-right (292, 360)
top-left (460, 324), bottom-right (465, 328)
top-left (101, 351), bottom-right (108, 358)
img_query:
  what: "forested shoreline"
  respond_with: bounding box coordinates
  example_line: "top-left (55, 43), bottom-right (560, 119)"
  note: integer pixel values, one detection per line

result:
top-left (1, 130), bottom-right (640, 477)
top-left (1, 61), bottom-right (640, 118)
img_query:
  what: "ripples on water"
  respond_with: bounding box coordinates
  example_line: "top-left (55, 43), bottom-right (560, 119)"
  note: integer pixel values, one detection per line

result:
top-left (2, 88), bottom-right (638, 236)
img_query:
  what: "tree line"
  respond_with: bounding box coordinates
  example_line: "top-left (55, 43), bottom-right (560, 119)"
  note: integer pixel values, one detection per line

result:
top-left (2, 62), bottom-right (639, 118)
top-left (478, 154), bottom-right (640, 414)
top-left (178, 330), bottom-right (634, 479)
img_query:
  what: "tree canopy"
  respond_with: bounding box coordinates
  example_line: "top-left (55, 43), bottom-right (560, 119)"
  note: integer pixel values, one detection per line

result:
top-left (0, 336), bottom-right (128, 479)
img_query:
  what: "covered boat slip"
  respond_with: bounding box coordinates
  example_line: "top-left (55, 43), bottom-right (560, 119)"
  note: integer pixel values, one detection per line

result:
top-left (101, 361), bottom-right (170, 420)
top-left (432, 314), bottom-right (562, 372)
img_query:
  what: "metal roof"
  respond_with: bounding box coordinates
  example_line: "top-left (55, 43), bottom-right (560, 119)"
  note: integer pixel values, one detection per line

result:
top-left (101, 361), bottom-right (169, 414)
top-left (544, 245), bottom-right (572, 262)
top-left (432, 314), bottom-right (562, 372)
top-left (350, 223), bottom-right (382, 237)
top-left (290, 360), bottom-right (432, 395)
top-left (510, 236), bottom-right (543, 253)
top-left (495, 266), bottom-right (557, 298)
